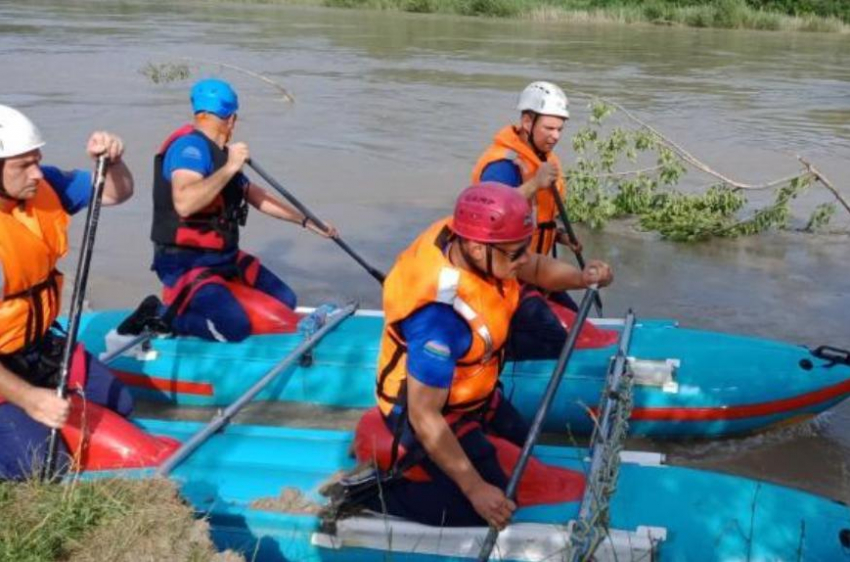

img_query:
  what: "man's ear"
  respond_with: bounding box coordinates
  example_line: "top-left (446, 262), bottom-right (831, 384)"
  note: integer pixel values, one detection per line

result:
top-left (519, 112), bottom-right (534, 135)
top-left (464, 240), bottom-right (486, 262)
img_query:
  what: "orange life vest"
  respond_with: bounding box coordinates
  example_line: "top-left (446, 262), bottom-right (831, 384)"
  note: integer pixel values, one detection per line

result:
top-left (0, 179), bottom-right (68, 354)
top-left (376, 218), bottom-right (520, 417)
top-left (471, 125), bottom-right (567, 256)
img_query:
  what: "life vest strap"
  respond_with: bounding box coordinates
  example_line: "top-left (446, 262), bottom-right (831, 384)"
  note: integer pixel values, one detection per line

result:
top-left (4, 269), bottom-right (61, 351)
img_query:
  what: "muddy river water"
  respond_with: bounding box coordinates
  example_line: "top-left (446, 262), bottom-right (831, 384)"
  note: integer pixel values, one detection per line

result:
top-left (3, 0), bottom-right (850, 505)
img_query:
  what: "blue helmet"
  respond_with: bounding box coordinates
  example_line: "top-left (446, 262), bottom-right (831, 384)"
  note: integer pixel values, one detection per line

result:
top-left (190, 78), bottom-right (239, 119)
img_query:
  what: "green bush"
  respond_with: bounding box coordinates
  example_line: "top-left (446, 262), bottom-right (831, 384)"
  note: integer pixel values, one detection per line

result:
top-left (642, 0), bottom-right (666, 20)
top-left (403, 0), bottom-right (438, 12)
top-left (322, 0), bottom-right (847, 31)
top-left (748, 0), bottom-right (850, 22)
top-left (713, 0), bottom-right (748, 27)
top-left (682, 5), bottom-right (715, 26)
top-left (459, 0), bottom-right (522, 16)
top-left (747, 9), bottom-right (783, 29)
top-left (323, 0), bottom-right (373, 8)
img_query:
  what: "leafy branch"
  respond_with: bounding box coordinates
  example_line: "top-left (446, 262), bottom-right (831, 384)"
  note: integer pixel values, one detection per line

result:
top-left (564, 100), bottom-right (843, 241)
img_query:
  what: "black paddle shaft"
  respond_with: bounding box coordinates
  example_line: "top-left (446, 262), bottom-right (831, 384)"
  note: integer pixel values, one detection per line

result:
top-left (246, 159), bottom-right (386, 285)
top-left (42, 156), bottom-right (109, 481)
top-left (477, 285), bottom-right (599, 561)
top-left (549, 185), bottom-right (603, 316)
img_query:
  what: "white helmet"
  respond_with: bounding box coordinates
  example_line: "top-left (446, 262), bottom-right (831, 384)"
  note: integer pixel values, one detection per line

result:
top-left (0, 105), bottom-right (45, 159)
top-left (516, 81), bottom-right (569, 119)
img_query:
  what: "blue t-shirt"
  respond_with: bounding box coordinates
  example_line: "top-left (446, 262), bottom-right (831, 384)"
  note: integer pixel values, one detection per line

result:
top-left (162, 133), bottom-right (248, 189)
top-left (42, 166), bottom-right (93, 215)
top-left (480, 159), bottom-right (522, 188)
top-left (398, 303), bottom-right (472, 390)
top-left (163, 134), bottom-right (215, 181)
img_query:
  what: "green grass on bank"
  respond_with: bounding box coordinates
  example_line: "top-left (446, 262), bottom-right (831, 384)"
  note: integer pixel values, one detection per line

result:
top-left (322, 0), bottom-right (848, 31)
top-left (0, 477), bottom-right (242, 562)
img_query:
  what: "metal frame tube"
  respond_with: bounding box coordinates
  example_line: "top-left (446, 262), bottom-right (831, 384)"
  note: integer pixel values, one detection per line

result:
top-left (155, 302), bottom-right (358, 477)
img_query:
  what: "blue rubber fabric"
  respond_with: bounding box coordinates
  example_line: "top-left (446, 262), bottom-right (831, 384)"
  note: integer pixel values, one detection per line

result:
top-left (398, 303), bottom-right (471, 390)
top-left (479, 159), bottom-right (523, 188)
top-left (365, 393), bottom-right (529, 526)
top-left (41, 166), bottom-right (93, 215)
top-left (0, 346), bottom-right (133, 481)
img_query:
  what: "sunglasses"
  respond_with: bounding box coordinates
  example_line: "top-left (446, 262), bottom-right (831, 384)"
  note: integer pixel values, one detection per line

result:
top-left (490, 241), bottom-right (530, 262)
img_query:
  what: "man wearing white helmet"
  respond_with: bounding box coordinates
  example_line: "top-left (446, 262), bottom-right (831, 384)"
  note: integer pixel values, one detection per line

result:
top-left (0, 105), bottom-right (135, 479)
top-left (472, 82), bottom-right (599, 359)
top-left (472, 81), bottom-right (572, 259)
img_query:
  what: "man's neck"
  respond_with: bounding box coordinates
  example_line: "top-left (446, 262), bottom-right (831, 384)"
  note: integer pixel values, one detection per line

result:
top-left (194, 120), bottom-right (226, 148)
top-left (448, 239), bottom-right (495, 284)
top-left (516, 123), bottom-right (548, 162)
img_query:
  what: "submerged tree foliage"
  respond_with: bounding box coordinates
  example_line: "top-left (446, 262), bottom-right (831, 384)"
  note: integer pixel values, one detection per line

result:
top-left (564, 101), bottom-right (836, 242)
top-left (140, 62), bottom-right (190, 84)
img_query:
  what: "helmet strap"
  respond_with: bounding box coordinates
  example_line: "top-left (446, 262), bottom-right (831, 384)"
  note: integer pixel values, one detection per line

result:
top-left (485, 245), bottom-right (505, 296)
top-left (458, 241), bottom-right (504, 295)
top-left (526, 114), bottom-right (548, 162)
top-left (458, 240), bottom-right (491, 281)
top-left (0, 161), bottom-right (12, 200)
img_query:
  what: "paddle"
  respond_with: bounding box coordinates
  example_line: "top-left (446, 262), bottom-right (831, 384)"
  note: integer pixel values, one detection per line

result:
top-left (246, 159), bottom-right (386, 285)
top-left (476, 285), bottom-right (598, 561)
top-left (550, 185), bottom-right (603, 316)
top-left (154, 302), bottom-right (358, 477)
top-left (41, 155), bottom-right (109, 481)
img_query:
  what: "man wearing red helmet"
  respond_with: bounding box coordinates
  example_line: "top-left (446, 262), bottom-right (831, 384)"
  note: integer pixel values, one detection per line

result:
top-left (367, 183), bottom-right (612, 529)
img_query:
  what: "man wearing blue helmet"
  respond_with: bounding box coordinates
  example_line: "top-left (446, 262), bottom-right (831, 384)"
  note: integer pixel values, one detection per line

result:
top-left (146, 78), bottom-right (337, 342)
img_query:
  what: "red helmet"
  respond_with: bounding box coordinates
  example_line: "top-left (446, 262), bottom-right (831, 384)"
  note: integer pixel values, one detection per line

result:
top-left (452, 182), bottom-right (534, 243)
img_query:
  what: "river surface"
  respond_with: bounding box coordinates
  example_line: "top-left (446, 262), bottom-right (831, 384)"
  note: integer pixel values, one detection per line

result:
top-left (3, 0), bottom-right (850, 507)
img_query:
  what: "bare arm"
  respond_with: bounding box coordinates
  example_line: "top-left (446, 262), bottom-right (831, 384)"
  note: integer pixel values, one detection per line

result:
top-left (518, 253), bottom-right (613, 292)
top-left (517, 178), bottom-right (539, 199)
top-left (101, 159), bottom-right (134, 206)
top-left (407, 377), bottom-right (515, 528)
top-left (245, 183), bottom-right (339, 238)
top-left (170, 140), bottom-right (250, 217)
top-left (0, 364), bottom-right (69, 429)
top-left (171, 167), bottom-right (236, 217)
top-left (246, 182), bottom-right (302, 223)
top-left (516, 161), bottom-right (559, 200)
top-left (0, 267), bottom-right (68, 428)
top-left (84, 131), bottom-right (134, 206)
